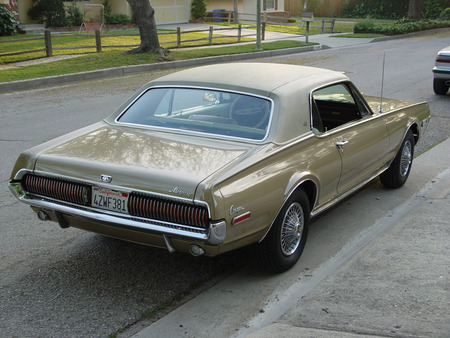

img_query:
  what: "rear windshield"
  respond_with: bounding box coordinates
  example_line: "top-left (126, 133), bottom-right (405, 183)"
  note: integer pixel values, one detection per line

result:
top-left (116, 87), bottom-right (272, 141)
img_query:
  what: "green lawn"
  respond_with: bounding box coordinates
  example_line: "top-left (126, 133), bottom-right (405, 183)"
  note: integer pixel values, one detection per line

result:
top-left (0, 29), bottom-right (254, 64)
top-left (0, 40), bottom-right (313, 83)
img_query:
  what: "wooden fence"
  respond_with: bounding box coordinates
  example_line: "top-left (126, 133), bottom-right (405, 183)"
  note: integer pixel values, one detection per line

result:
top-left (0, 25), bottom-right (261, 60)
top-left (0, 16), bottom-right (335, 61)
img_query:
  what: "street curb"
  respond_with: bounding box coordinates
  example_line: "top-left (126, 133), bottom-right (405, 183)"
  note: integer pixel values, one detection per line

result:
top-left (1, 27), bottom-right (447, 94)
top-left (0, 44), bottom-right (324, 94)
top-left (369, 27), bottom-right (450, 43)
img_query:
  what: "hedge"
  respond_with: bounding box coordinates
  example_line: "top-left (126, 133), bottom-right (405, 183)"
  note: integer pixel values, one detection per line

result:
top-left (354, 18), bottom-right (450, 35)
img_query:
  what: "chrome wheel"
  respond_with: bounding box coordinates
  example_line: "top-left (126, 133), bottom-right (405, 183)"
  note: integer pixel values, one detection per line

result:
top-left (280, 202), bottom-right (304, 256)
top-left (400, 140), bottom-right (412, 178)
top-left (380, 130), bottom-right (414, 189)
top-left (257, 189), bottom-right (310, 272)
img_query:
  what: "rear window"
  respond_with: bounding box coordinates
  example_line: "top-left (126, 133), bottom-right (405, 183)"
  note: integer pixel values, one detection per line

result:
top-left (117, 87), bottom-right (272, 141)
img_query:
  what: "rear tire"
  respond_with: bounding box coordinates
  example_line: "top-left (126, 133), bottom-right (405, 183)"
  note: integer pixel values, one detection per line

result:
top-left (257, 189), bottom-right (310, 273)
top-left (433, 79), bottom-right (449, 95)
top-left (380, 130), bottom-right (414, 189)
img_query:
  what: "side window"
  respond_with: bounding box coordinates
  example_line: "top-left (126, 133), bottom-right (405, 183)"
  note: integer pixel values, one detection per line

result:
top-left (311, 83), bottom-right (364, 133)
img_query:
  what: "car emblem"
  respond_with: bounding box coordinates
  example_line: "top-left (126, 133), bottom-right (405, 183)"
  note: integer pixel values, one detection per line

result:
top-left (100, 174), bottom-right (112, 183)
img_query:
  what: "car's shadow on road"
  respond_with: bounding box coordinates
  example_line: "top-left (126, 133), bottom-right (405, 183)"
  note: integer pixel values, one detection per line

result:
top-left (2, 232), bottom-right (250, 337)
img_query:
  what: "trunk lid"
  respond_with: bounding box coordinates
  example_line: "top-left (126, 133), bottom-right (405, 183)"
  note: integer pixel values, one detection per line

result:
top-left (33, 125), bottom-right (249, 200)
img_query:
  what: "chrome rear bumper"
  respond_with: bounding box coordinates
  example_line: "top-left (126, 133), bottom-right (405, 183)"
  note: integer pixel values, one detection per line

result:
top-left (8, 181), bottom-right (226, 246)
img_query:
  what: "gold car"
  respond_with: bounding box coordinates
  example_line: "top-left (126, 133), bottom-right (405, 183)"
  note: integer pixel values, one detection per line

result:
top-left (9, 63), bottom-right (431, 272)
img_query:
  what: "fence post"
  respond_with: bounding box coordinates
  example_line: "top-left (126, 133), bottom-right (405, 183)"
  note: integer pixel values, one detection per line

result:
top-left (320, 19), bottom-right (325, 34)
top-left (44, 29), bottom-right (52, 57)
top-left (237, 24), bottom-right (241, 43)
top-left (209, 26), bottom-right (213, 46)
top-left (177, 27), bottom-right (181, 48)
top-left (262, 22), bottom-right (266, 40)
top-left (305, 21), bottom-right (309, 43)
top-left (95, 30), bottom-right (102, 53)
top-left (330, 19), bottom-right (335, 33)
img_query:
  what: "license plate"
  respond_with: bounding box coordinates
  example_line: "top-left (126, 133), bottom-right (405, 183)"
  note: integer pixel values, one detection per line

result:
top-left (92, 186), bottom-right (129, 214)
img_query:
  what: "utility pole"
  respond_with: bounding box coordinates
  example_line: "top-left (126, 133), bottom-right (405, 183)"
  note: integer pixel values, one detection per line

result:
top-left (256, 0), bottom-right (261, 50)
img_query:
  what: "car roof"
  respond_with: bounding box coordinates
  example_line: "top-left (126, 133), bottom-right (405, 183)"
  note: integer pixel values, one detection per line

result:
top-left (146, 63), bottom-right (349, 96)
top-left (106, 63), bottom-right (351, 144)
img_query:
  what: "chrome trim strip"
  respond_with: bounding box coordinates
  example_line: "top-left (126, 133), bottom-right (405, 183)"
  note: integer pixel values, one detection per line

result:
top-left (113, 85), bottom-right (274, 143)
top-left (257, 164), bottom-right (389, 244)
top-left (8, 181), bottom-right (226, 245)
top-left (12, 169), bottom-right (210, 214)
top-left (310, 165), bottom-right (390, 217)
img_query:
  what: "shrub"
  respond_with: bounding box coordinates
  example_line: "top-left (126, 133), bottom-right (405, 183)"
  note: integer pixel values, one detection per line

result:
top-left (354, 18), bottom-right (450, 35)
top-left (66, 4), bottom-right (83, 27)
top-left (191, 0), bottom-right (206, 20)
top-left (353, 16), bottom-right (376, 33)
top-left (440, 7), bottom-right (450, 20)
top-left (0, 6), bottom-right (23, 36)
top-left (344, 0), bottom-right (449, 20)
top-left (28, 0), bottom-right (67, 28)
top-left (103, 0), bottom-right (113, 23)
top-left (422, 0), bottom-right (447, 19)
top-left (343, 0), bottom-right (409, 20)
top-left (103, 0), bottom-right (131, 25)
top-left (106, 14), bottom-right (131, 25)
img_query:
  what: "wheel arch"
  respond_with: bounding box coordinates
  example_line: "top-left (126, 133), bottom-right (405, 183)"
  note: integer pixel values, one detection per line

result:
top-left (259, 176), bottom-right (318, 243)
top-left (408, 122), bottom-right (419, 145)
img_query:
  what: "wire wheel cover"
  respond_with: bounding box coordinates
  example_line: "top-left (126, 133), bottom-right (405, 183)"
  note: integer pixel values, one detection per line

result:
top-left (400, 140), bottom-right (412, 177)
top-left (280, 202), bottom-right (304, 256)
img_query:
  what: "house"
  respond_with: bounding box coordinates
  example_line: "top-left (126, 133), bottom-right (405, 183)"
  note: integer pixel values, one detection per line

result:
top-left (15, 0), bottom-right (286, 26)
top-left (205, 0), bottom-right (286, 22)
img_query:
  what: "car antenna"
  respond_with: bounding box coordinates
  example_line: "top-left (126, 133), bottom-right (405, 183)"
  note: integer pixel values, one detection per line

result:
top-left (379, 52), bottom-right (386, 113)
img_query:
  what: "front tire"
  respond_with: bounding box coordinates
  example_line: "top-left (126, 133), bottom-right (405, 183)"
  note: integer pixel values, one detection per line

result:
top-left (380, 130), bottom-right (415, 188)
top-left (257, 189), bottom-right (310, 272)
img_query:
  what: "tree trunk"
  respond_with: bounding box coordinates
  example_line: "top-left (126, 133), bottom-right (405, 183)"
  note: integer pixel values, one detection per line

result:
top-left (407, 0), bottom-right (423, 19)
top-left (233, 0), bottom-right (238, 23)
top-left (126, 0), bottom-right (161, 54)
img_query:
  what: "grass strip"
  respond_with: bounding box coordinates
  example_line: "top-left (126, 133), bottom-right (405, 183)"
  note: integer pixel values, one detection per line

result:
top-left (0, 30), bottom-right (253, 64)
top-left (0, 40), bottom-right (313, 83)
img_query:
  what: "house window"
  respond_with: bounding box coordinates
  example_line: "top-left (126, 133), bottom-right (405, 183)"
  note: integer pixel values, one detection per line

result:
top-left (264, 0), bottom-right (278, 10)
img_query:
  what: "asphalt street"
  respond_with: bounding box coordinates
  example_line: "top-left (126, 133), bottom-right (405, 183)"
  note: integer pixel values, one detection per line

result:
top-left (134, 138), bottom-right (450, 338)
top-left (0, 27), bottom-right (448, 337)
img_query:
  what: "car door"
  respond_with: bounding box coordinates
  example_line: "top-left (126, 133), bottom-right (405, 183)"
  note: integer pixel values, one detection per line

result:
top-left (311, 82), bottom-right (390, 195)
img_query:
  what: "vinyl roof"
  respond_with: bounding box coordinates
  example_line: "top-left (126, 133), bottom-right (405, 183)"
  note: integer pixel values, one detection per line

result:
top-left (146, 63), bottom-right (349, 96)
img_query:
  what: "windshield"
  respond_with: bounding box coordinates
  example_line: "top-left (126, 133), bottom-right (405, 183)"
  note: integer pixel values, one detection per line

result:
top-left (117, 87), bottom-right (272, 141)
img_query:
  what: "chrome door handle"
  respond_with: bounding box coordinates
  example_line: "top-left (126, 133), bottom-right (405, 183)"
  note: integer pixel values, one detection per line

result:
top-left (336, 140), bottom-right (348, 152)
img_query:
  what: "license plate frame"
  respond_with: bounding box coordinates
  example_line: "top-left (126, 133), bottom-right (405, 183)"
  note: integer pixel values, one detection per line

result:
top-left (92, 186), bottom-right (129, 214)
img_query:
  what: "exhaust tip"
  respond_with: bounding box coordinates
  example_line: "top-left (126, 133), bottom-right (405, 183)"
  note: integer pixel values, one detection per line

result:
top-left (37, 210), bottom-right (50, 221)
top-left (189, 244), bottom-right (205, 257)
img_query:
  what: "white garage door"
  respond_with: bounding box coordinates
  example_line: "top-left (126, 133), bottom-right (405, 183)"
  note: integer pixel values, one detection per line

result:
top-left (153, 0), bottom-right (189, 25)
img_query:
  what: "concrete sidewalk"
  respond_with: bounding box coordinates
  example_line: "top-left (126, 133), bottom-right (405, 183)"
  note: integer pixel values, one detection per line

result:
top-left (132, 138), bottom-right (449, 337)
top-left (246, 140), bottom-right (450, 337)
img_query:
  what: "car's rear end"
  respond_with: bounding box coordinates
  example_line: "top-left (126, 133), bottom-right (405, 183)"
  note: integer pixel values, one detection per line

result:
top-left (433, 46), bottom-right (450, 95)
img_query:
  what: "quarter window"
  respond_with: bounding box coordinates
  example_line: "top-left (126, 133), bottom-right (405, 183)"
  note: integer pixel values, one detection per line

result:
top-left (311, 83), bottom-right (367, 134)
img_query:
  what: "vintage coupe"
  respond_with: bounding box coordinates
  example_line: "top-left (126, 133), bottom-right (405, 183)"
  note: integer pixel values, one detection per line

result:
top-left (9, 63), bottom-right (430, 272)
